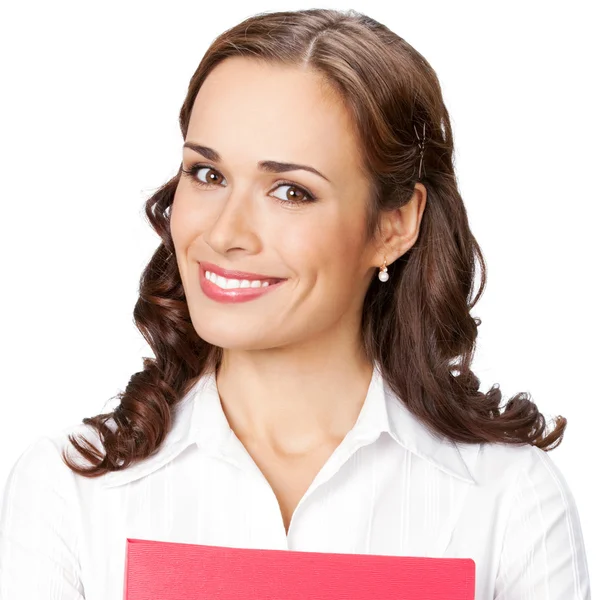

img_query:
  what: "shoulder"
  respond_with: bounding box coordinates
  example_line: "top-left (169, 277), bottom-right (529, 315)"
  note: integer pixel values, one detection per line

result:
top-left (470, 441), bottom-right (587, 558)
top-left (0, 428), bottom-right (88, 597)
top-left (497, 443), bottom-right (582, 520)
top-left (3, 422), bottom-right (101, 500)
top-left (455, 439), bottom-right (583, 518)
top-left (472, 440), bottom-right (575, 496)
top-left (474, 445), bottom-right (592, 596)
top-left (5, 434), bottom-right (66, 484)
top-left (1, 423), bottom-right (101, 543)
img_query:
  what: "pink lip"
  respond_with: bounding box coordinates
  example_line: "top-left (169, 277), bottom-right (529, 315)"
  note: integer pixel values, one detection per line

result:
top-left (198, 262), bottom-right (286, 304)
top-left (199, 261), bottom-right (282, 282)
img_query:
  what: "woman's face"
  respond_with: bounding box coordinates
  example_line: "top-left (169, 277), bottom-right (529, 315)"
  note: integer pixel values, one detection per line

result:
top-left (171, 56), bottom-right (380, 351)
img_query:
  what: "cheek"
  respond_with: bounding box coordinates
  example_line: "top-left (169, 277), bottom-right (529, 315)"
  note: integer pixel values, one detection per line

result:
top-left (276, 212), bottom-right (366, 283)
top-left (169, 186), bottom-right (204, 285)
top-left (170, 185), bottom-right (208, 248)
top-left (170, 185), bottom-right (188, 245)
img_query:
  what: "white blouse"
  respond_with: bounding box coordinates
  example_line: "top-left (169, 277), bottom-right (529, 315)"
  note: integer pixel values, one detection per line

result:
top-left (0, 364), bottom-right (591, 599)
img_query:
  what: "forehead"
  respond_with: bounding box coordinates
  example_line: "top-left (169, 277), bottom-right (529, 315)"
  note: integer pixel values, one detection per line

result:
top-left (186, 57), bottom-right (364, 180)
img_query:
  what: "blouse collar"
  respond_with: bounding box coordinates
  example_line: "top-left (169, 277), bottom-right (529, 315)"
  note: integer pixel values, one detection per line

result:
top-left (100, 363), bottom-right (479, 489)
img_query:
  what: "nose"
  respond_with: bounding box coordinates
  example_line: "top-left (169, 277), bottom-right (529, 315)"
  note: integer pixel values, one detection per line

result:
top-left (202, 185), bottom-right (262, 257)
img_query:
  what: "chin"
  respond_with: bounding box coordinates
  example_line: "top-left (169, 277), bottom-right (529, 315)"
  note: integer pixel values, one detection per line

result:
top-left (192, 320), bottom-right (275, 352)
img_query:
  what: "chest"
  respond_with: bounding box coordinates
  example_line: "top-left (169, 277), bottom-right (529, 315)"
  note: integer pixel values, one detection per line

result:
top-left (86, 440), bottom-right (500, 600)
top-left (242, 442), bottom-right (340, 535)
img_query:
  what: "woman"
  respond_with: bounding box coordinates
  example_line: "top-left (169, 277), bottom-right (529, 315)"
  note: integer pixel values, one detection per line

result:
top-left (0, 7), bottom-right (591, 599)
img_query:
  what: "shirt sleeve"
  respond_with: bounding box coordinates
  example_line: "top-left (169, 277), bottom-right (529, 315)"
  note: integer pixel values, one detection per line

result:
top-left (0, 435), bottom-right (85, 600)
top-left (494, 445), bottom-right (591, 599)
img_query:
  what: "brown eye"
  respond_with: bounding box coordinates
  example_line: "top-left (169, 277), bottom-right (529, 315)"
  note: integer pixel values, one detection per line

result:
top-left (181, 164), bottom-right (227, 188)
top-left (196, 167), bottom-right (225, 185)
top-left (272, 184), bottom-right (315, 204)
top-left (181, 163), bottom-right (317, 205)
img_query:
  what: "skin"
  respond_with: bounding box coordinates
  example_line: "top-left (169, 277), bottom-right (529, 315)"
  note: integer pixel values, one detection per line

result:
top-left (170, 56), bottom-right (426, 529)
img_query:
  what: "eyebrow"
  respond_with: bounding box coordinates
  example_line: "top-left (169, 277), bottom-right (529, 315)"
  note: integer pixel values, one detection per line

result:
top-left (183, 142), bottom-right (331, 183)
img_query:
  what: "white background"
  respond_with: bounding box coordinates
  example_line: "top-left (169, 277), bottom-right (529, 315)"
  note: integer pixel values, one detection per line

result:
top-left (1, 0), bottom-right (598, 586)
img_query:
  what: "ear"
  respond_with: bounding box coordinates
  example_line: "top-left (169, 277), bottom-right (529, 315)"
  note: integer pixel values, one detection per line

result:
top-left (373, 183), bottom-right (427, 266)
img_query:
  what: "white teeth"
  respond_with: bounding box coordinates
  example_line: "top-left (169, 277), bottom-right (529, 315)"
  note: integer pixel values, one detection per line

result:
top-left (204, 270), bottom-right (272, 290)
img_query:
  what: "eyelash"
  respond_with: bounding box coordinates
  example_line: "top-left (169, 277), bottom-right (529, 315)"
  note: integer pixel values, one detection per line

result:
top-left (180, 163), bottom-right (318, 206)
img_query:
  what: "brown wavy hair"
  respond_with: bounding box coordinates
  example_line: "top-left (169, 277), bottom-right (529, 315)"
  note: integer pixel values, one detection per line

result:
top-left (62, 7), bottom-right (565, 477)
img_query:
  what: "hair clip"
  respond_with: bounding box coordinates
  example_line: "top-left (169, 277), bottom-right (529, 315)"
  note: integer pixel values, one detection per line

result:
top-left (413, 121), bottom-right (426, 179)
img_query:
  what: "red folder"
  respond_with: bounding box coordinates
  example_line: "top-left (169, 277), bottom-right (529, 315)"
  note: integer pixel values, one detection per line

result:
top-left (123, 537), bottom-right (475, 600)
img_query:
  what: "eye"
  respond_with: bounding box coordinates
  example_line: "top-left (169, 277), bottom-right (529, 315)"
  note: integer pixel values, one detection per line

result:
top-left (181, 163), bottom-right (318, 206)
top-left (271, 183), bottom-right (315, 204)
top-left (190, 165), bottom-right (226, 186)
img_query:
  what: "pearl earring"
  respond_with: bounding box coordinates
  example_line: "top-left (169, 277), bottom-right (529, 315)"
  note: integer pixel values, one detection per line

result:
top-left (378, 258), bottom-right (389, 282)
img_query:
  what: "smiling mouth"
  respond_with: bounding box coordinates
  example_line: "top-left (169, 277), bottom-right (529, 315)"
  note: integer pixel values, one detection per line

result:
top-left (198, 264), bottom-right (286, 303)
top-left (203, 270), bottom-right (276, 289)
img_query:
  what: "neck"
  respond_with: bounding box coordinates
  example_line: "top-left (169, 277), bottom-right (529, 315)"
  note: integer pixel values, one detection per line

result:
top-left (215, 326), bottom-right (374, 457)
